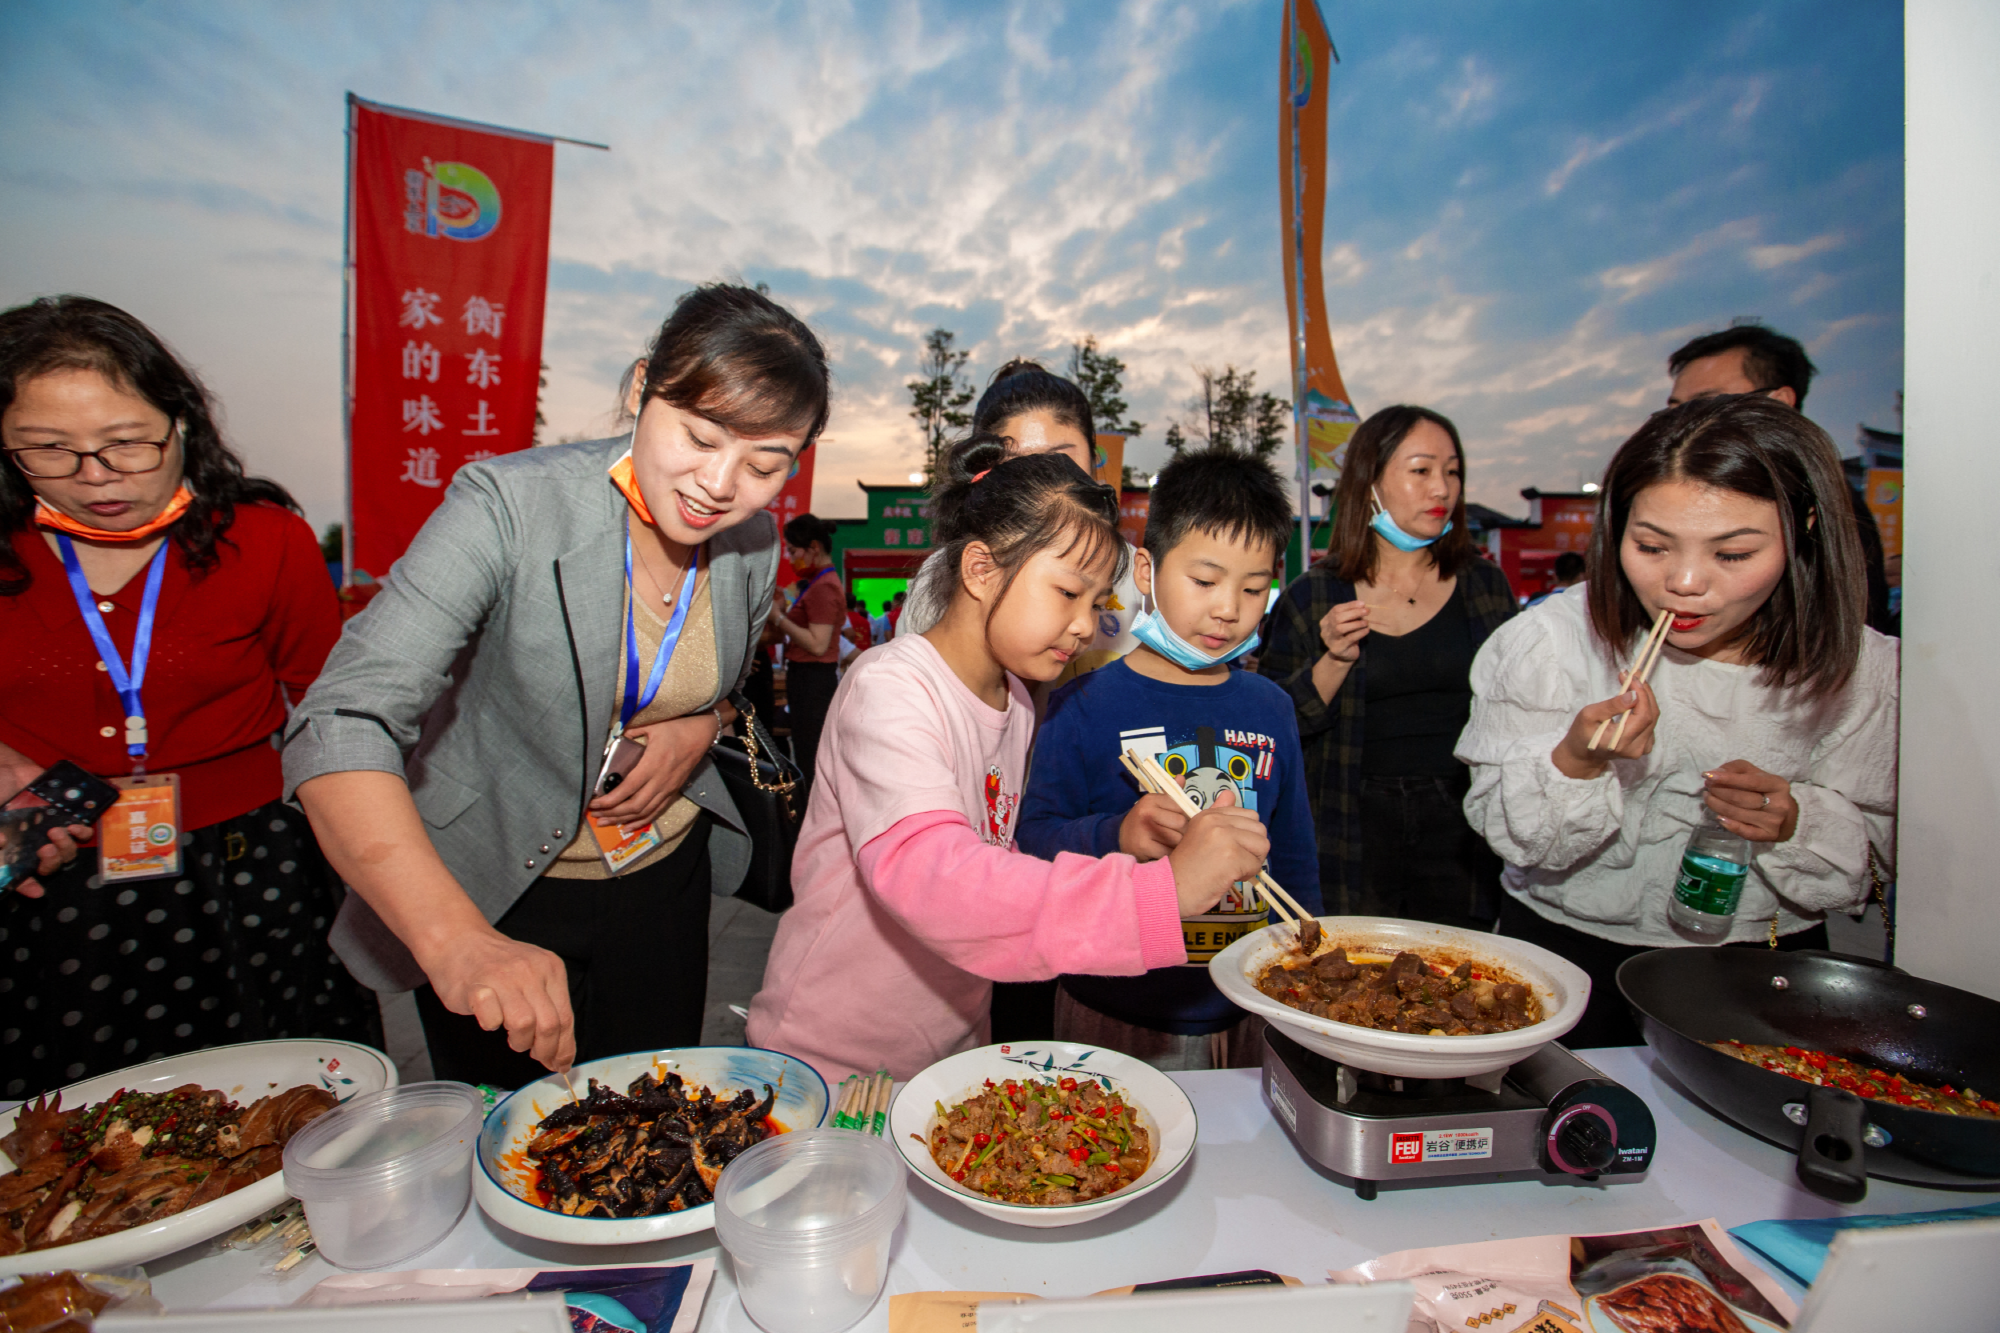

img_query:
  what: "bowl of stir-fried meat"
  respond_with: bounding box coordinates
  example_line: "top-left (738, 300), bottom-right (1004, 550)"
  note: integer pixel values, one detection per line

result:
top-left (888, 1043), bottom-right (1196, 1229)
top-left (0, 1038), bottom-right (395, 1275)
top-left (473, 1046), bottom-right (828, 1245)
top-left (1210, 917), bottom-right (1590, 1079)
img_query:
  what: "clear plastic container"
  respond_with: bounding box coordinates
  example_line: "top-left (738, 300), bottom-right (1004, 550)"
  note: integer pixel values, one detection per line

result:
top-left (714, 1128), bottom-right (908, 1333)
top-left (281, 1081), bottom-right (486, 1270)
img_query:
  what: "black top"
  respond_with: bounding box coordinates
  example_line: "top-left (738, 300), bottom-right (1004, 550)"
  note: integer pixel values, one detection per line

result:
top-left (1361, 592), bottom-right (1477, 777)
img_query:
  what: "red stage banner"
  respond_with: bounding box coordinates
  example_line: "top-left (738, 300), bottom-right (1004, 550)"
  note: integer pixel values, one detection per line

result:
top-left (766, 445), bottom-right (816, 587)
top-left (347, 96), bottom-right (554, 579)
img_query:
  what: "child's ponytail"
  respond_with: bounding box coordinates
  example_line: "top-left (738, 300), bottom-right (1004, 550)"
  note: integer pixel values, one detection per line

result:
top-left (930, 432), bottom-right (1127, 605)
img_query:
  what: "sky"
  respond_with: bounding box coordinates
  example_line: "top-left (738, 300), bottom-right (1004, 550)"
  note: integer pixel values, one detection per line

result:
top-left (0, 1), bottom-right (1903, 534)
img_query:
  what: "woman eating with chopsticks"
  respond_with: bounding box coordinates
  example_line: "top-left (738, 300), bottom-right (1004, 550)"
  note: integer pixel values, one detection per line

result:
top-left (1457, 395), bottom-right (1898, 1048)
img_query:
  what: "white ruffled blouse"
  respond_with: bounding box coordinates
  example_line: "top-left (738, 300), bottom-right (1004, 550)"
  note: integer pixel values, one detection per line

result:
top-left (1455, 586), bottom-right (1899, 948)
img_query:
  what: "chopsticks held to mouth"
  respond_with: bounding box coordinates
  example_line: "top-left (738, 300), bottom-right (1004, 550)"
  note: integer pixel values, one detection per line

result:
top-left (1120, 749), bottom-right (1318, 949)
top-left (1588, 606), bottom-right (1673, 753)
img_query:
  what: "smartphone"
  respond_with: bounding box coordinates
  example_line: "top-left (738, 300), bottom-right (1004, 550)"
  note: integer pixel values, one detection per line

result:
top-left (0, 760), bottom-right (120, 890)
top-left (595, 735), bottom-right (647, 796)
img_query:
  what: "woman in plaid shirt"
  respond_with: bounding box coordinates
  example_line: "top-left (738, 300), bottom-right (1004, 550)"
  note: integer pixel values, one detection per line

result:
top-left (1259, 406), bottom-right (1516, 929)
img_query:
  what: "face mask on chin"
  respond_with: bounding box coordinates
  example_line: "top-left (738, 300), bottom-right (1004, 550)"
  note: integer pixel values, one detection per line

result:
top-left (1368, 485), bottom-right (1452, 553)
top-left (1130, 606), bottom-right (1259, 671)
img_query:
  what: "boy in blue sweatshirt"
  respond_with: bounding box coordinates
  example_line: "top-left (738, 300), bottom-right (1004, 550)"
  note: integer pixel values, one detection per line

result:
top-left (1016, 446), bottom-right (1320, 1069)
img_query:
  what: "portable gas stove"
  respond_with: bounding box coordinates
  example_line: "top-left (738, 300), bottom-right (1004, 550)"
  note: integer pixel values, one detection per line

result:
top-left (1262, 1027), bottom-right (1656, 1199)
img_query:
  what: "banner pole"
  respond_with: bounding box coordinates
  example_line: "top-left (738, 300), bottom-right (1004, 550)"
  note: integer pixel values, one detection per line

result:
top-left (341, 92), bottom-right (357, 592)
top-left (1288, 2), bottom-right (1314, 573)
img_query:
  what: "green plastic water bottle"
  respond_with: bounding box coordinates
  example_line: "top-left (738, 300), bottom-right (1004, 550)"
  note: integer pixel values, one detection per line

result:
top-left (1669, 809), bottom-right (1750, 939)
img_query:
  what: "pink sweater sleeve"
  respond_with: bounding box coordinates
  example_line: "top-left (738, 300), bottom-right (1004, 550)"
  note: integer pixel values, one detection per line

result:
top-left (856, 810), bottom-right (1187, 983)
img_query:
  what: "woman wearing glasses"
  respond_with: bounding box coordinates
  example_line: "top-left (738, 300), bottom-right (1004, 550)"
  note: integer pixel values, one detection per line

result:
top-left (0, 296), bottom-right (380, 1099)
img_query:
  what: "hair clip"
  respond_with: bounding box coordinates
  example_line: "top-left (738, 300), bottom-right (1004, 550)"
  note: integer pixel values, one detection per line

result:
top-left (970, 469), bottom-right (992, 484)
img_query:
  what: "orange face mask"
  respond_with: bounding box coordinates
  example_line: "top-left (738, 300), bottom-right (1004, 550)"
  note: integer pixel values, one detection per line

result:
top-left (607, 451), bottom-right (656, 526)
top-left (34, 485), bottom-right (194, 542)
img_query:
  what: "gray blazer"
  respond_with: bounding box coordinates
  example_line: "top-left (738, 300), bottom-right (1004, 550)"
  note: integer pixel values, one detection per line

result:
top-left (282, 435), bottom-right (778, 992)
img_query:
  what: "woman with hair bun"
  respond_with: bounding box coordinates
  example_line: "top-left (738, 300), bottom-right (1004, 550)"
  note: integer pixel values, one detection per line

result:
top-left (1458, 395), bottom-right (1898, 1047)
top-left (747, 436), bottom-right (1271, 1083)
top-left (0, 295), bottom-right (379, 1098)
top-left (288, 284), bottom-right (828, 1084)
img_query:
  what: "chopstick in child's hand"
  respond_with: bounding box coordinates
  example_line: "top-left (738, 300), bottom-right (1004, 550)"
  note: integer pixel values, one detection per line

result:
top-left (1128, 751), bottom-right (1308, 933)
top-left (1588, 608), bottom-right (1672, 752)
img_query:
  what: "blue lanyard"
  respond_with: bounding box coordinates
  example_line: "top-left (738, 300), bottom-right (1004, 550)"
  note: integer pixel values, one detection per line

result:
top-left (787, 564), bottom-right (833, 614)
top-left (620, 537), bottom-right (700, 734)
top-left (56, 533), bottom-right (168, 768)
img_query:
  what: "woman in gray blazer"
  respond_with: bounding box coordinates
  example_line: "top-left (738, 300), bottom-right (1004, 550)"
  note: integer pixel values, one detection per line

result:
top-left (284, 285), bottom-right (828, 1084)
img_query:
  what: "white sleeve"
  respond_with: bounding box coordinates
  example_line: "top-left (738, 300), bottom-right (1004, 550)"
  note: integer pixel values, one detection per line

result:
top-left (1754, 634), bottom-right (1901, 913)
top-left (1456, 610), bottom-right (1626, 872)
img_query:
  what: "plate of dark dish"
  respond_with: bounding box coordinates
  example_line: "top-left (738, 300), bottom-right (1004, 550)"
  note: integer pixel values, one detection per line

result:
top-left (473, 1047), bottom-right (829, 1244)
top-left (1619, 947), bottom-right (2000, 1202)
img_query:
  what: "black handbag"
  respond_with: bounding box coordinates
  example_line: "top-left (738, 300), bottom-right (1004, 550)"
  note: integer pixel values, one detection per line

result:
top-left (712, 691), bottom-right (804, 912)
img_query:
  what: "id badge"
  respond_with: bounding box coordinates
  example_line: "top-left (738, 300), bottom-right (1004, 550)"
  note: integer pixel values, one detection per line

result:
top-left (586, 810), bottom-right (664, 875)
top-left (99, 772), bottom-right (182, 883)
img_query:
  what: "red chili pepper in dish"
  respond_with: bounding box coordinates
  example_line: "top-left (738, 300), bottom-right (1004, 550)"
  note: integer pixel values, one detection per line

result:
top-left (1068, 1146), bottom-right (1089, 1163)
top-left (1059, 1077), bottom-right (1078, 1092)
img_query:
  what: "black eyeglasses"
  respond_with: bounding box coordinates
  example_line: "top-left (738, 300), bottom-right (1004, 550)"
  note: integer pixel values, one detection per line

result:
top-left (4, 433), bottom-right (174, 479)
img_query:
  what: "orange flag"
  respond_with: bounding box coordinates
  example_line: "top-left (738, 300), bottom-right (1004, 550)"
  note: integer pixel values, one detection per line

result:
top-left (1280, 0), bottom-right (1359, 539)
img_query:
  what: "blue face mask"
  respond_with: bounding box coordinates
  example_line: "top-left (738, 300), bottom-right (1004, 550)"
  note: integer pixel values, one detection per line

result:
top-left (1131, 606), bottom-right (1260, 671)
top-left (1369, 487), bottom-right (1452, 552)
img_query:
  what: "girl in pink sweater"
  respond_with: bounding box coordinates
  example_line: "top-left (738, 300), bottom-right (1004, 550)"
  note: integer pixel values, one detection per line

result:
top-left (746, 438), bottom-right (1270, 1082)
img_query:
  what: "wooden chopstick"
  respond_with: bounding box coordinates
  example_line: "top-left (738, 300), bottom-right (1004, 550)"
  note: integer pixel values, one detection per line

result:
top-left (1587, 607), bottom-right (1672, 752)
top-left (1124, 750), bottom-right (1310, 930)
top-left (1609, 610), bottom-right (1674, 749)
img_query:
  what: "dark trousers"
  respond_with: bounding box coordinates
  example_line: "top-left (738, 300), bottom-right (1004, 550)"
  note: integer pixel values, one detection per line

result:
top-left (785, 661), bottom-right (839, 802)
top-left (416, 816), bottom-right (712, 1087)
top-left (990, 980), bottom-right (1059, 1044)
top-left (1498, 895), bottom-right (1830, 1049)
top-left (1354, 773), bottom-right (1502, 931)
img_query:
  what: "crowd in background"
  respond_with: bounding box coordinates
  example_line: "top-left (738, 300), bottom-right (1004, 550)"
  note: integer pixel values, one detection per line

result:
top-left (0, 289), bottom-right (1897, 1096)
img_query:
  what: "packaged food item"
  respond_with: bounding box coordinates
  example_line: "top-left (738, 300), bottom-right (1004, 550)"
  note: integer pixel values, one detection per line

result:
top-left (1329, 1221), bottom-right (1796, 1333)
top-left (300, 1260), bottom-right (712, 1333)
top-left (0, 1271), bottom-right (157, 1332)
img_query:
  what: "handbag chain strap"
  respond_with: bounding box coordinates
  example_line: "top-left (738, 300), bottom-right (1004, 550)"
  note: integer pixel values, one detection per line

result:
top-left (729, 698), bottom-right (799, 804)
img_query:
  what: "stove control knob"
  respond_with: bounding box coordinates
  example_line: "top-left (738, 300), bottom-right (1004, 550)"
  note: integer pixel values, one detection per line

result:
top-left (1548, 1103), bottom-right (1618, 1175)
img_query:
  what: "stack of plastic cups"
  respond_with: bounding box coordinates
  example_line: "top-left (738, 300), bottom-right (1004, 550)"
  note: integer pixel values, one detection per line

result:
top-left (715, 1128), bottom-right (908, 1333)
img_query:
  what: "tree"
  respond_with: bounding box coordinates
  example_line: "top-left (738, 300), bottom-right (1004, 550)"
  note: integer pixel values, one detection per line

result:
top-left (1164, 365), bottom-right (1289, 459)
top-left (908, 328), bottom-right (975, 483)
top-left (1067, 335), bottom-right (1143, 439)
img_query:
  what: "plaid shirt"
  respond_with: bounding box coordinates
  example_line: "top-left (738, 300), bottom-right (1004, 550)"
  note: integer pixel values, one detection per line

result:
top-left (1259, 557), bottom-right (1518, 914)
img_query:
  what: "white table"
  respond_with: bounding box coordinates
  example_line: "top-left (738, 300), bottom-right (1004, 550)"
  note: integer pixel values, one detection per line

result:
top-left (142, 1047), bottom-right (2000, 1326)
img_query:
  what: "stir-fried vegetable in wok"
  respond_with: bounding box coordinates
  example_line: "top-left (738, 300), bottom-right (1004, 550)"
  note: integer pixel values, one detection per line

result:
top-left (1709, 1041), bottom-right (2000, 1119)
top-left (522, 1071), bottom-right (780, 1217)
top-left (1257, 947), bottom-right (1541, 1035)
top-left (923, 1076), bottom-right (1150, 1206)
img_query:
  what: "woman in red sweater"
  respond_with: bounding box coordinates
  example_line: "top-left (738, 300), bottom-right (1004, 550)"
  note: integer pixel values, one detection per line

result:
top-left (0, 296), bottom-right (380, 1099)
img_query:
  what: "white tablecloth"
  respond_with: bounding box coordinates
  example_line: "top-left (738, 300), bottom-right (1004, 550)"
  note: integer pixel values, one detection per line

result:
top-left (140, 1047), bottom-right (2000, 1325)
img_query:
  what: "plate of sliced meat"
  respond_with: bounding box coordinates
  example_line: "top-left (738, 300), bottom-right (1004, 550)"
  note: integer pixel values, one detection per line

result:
top-left (0, 1038), bottom-right (395, 1274)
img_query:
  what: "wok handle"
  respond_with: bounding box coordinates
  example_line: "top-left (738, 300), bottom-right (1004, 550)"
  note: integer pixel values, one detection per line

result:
top-left (1795, 1084), bottom-right (1869, 1203)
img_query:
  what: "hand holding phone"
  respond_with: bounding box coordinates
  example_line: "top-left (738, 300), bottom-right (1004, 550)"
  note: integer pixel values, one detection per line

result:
top-left (595, 735), bottom-right (647, 796)
top-left (0, 760), bottom-right (117, 893)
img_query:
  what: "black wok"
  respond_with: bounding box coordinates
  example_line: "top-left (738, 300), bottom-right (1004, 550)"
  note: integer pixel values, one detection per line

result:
top-left (1617, 948), bottom-right (2000, 1203)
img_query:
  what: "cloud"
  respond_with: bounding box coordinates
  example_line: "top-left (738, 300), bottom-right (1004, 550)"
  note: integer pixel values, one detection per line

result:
top-left (1747, 231), bottom-right (1844, 270)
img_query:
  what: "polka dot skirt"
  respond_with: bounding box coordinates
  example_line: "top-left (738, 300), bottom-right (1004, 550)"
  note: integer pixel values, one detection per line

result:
top-left (0, 800), bottom-right (383, 1100)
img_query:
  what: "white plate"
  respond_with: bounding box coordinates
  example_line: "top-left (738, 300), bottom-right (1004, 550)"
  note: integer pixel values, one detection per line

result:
top-left (1209, 916), bottom-right (1591, 1078)
top-left (889, 1043), bottom-right (1197, 1230)
top-left (474, 1046), bottom-right (829, 1245)
top-left (0, 1038), bottom-right (396, 1275)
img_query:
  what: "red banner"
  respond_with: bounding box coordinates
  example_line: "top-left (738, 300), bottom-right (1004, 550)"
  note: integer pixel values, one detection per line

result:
top-left (347, 97), bottom-right (554, 579)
